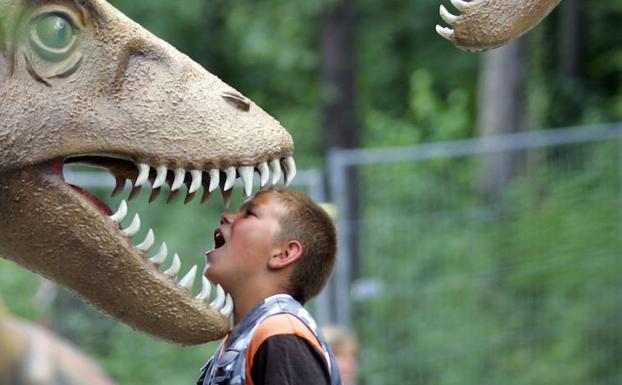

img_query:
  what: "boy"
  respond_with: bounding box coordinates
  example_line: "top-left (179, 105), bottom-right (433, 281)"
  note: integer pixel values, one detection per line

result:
top-left (197, 186), bottom-right (342, 385)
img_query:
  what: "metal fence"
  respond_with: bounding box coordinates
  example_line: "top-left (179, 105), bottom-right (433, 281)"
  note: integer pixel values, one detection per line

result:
top-left (325, 123), bottom-right (622, 385)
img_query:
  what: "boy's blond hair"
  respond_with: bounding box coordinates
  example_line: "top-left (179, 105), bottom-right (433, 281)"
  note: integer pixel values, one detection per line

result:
top-left (262, 186), bottom-right (337, 304)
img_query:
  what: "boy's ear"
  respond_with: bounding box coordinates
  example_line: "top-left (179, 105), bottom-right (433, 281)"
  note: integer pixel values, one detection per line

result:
top-left (268, 240), bottom-right (303, 270)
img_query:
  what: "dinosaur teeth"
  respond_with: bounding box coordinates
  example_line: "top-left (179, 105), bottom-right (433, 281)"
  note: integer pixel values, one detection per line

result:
top-left (171, 168), bottom-right (186, 191)
top-left (208, 169), bottom-right (220, 192)
top-left (436, 25), bottom-right (454, 41)
top-left (163, 253), bottom-right (181, 278)
top-left (270, 159), bottom-right (283, 185)
top-left (220, 294), bottom-right (234, 317)
top-left (196, 275), bottom-right (212, 300)
top-left (121, 213), bottom-right (141, 237)
top-left (122, 156), bottom-right (297, 203)
top-left (439, 4), bottom-right (458, 24)
top-left (210, 284), bottom-right (226, 310)
top-left (136, 229), bottom-right (155, 252)
top-left (195, 275), bottom-right (234, 318)
top-left (135, 163), bottom-right (150, 187)
top-left (223, 166), bottom-right (237, 191)
top-left (153, 165), bottom-right (168, 189)
top-left (189, 170), bottom-right (202, 194)
top-left (283, 157), bottom-right (297, 186)
top-left (258, 162), bottom-right (270, 188)
top-left (178, 265), bottom-right (197, 289)
top-left (450, 0), bottom-right (469, 12)
top-left (109, 200), bottom-right (128, 223)
top-left (149, 242), bottom-right (168, 265)
top-left (238, 166), bottom-right (254, 197)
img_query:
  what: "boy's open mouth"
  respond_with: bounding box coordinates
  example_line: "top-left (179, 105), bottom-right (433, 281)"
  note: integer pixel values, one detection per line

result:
top-left (214, 228), bottom-right (226, 249)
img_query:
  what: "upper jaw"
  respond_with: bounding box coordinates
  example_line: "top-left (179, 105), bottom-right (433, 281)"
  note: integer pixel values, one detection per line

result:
top-left (63, 153), bottom-right (297, 207)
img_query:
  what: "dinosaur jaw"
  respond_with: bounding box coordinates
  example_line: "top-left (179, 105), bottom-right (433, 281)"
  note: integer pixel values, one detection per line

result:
top-left (0, 154), bottom-right (295, 345)
top-left (435, 0), bottom-right (562, 51)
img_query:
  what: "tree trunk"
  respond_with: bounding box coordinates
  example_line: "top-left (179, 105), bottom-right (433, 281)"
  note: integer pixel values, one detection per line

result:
top-left (559, 0), bottom-right (583, 80)
top-left (320, 0), bottom-right (359, 324)
top-left (477, 39), bottom-right (525, 202)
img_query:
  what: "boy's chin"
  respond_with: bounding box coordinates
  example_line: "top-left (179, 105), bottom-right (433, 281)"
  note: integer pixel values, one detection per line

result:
top-left (203, 264), bottom-right (222, 284)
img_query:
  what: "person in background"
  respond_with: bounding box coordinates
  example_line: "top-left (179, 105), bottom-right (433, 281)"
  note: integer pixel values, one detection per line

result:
top-left (322, 325), bottom-right (359, 385)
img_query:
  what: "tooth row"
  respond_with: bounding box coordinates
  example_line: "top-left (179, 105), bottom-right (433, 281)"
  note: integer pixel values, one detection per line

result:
top-left (108, 200), bottom-right (234, 318)
top-left (436, 0), bottom-right (470, 42)
top-left (125, 156), bottom-right (297, 204)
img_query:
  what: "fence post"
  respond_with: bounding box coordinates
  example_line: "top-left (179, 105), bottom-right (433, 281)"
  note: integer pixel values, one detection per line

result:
top-left (327, 148), bottom-right (353, 327)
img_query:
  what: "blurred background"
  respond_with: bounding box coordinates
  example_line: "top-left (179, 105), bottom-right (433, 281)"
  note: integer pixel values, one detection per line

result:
top-left (2, 0), bottom-right (622, 384)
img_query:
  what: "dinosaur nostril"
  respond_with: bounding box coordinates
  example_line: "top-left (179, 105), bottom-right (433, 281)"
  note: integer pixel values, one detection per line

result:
top-left (221, 91), bottom-right (251, 112)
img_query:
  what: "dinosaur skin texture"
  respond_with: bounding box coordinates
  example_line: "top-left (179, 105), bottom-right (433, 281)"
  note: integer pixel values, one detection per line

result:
top-left (436, 0), bottom-right (563, 51)
top-left (0, 0), bottom-right (294, 345)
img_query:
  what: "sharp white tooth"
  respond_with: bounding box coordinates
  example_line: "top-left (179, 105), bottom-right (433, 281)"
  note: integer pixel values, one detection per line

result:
top-left (136, 229), bottom-right (155, 252)
top-left (178, 265), bottom-right (197, 290)
top-left (149, 242), bottom-right (168, 265)
top-left (109, 200), bottom-right (128, 223)
top-left (436, 25), bottom-right (454, 41)
top-left (121, 214), bottom-right (141, 237)
top-left (238, 166), bottom-right (254, 197)
top-left (220, 294), bottom-right (234, 317)
top-left (440, 5), bottom-right (458, 24)
top-left (189, 170), bottom-right (202, 194)
top-left (153, 165), bottom-right (168, 189)
top-left (270, 159), bottom-right (282, 185)
top-left (223, 166), bottom-right (236, 191)
top-left (258, 162), bottom-right (270, 187)
top-left (164, 253), bottom-right (181, 278)
top-left (210, 284), bottom-right (226, 309)
top-left (172, 168), bottom-right (186, 191)
top-left (284, 157), bottom-right (297, 186)
top-left (209, 169), bottom-right (220, 192)
top-left (135, 164), bottom-right (150, 187)
top-left (196, 276), bottom-right (212, 300)
top-left (450, 0), bottom-right (468, 12)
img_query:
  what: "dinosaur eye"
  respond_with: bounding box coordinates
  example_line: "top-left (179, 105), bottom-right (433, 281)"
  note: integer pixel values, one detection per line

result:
top-left (30, 13), bottom-right (78, 62)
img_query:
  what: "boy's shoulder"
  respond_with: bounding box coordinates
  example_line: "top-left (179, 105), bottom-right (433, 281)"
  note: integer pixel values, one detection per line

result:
top-left (248, 313), bottom-right (323, 360)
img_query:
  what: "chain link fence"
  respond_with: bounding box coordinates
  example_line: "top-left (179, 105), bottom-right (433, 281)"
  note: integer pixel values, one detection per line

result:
top-left (327, 124), bottom-right (622, 385)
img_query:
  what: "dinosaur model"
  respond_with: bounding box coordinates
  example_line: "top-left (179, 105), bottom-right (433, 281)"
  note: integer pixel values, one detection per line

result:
top-left (0, 0), bottom-right (296, 345)
top-left (436, 0), bottom-right (562, 51)
top-left (0, 297), bottom-right (118, 385)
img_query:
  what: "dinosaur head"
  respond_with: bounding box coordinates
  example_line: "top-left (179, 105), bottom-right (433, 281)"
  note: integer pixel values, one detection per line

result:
top-left (435, 0), bottom-right (562, 51)
top-left (0, 0), bottom-right (294, 344)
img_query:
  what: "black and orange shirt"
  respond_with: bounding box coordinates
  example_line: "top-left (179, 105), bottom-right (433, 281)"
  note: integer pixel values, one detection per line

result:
top-left (245, 314), bottom-right (331, 385)
top-left (197, 294), bottom-right (341, 385)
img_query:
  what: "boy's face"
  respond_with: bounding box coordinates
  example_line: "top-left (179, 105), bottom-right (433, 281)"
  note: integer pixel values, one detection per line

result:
top-left (204, 191), bottom-right (286, 292)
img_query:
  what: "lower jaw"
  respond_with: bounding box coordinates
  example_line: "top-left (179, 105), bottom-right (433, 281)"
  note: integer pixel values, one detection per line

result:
top-left (0, 164), bottom-right (230, 344)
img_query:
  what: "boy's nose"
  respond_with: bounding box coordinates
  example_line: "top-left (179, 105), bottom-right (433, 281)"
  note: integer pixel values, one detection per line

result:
top-left (220, 212), bottom-right (234, 225)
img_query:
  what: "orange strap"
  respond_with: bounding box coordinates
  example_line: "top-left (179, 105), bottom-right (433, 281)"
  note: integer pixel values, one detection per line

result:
top-left (245, 314), bottom-right (326, 385)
